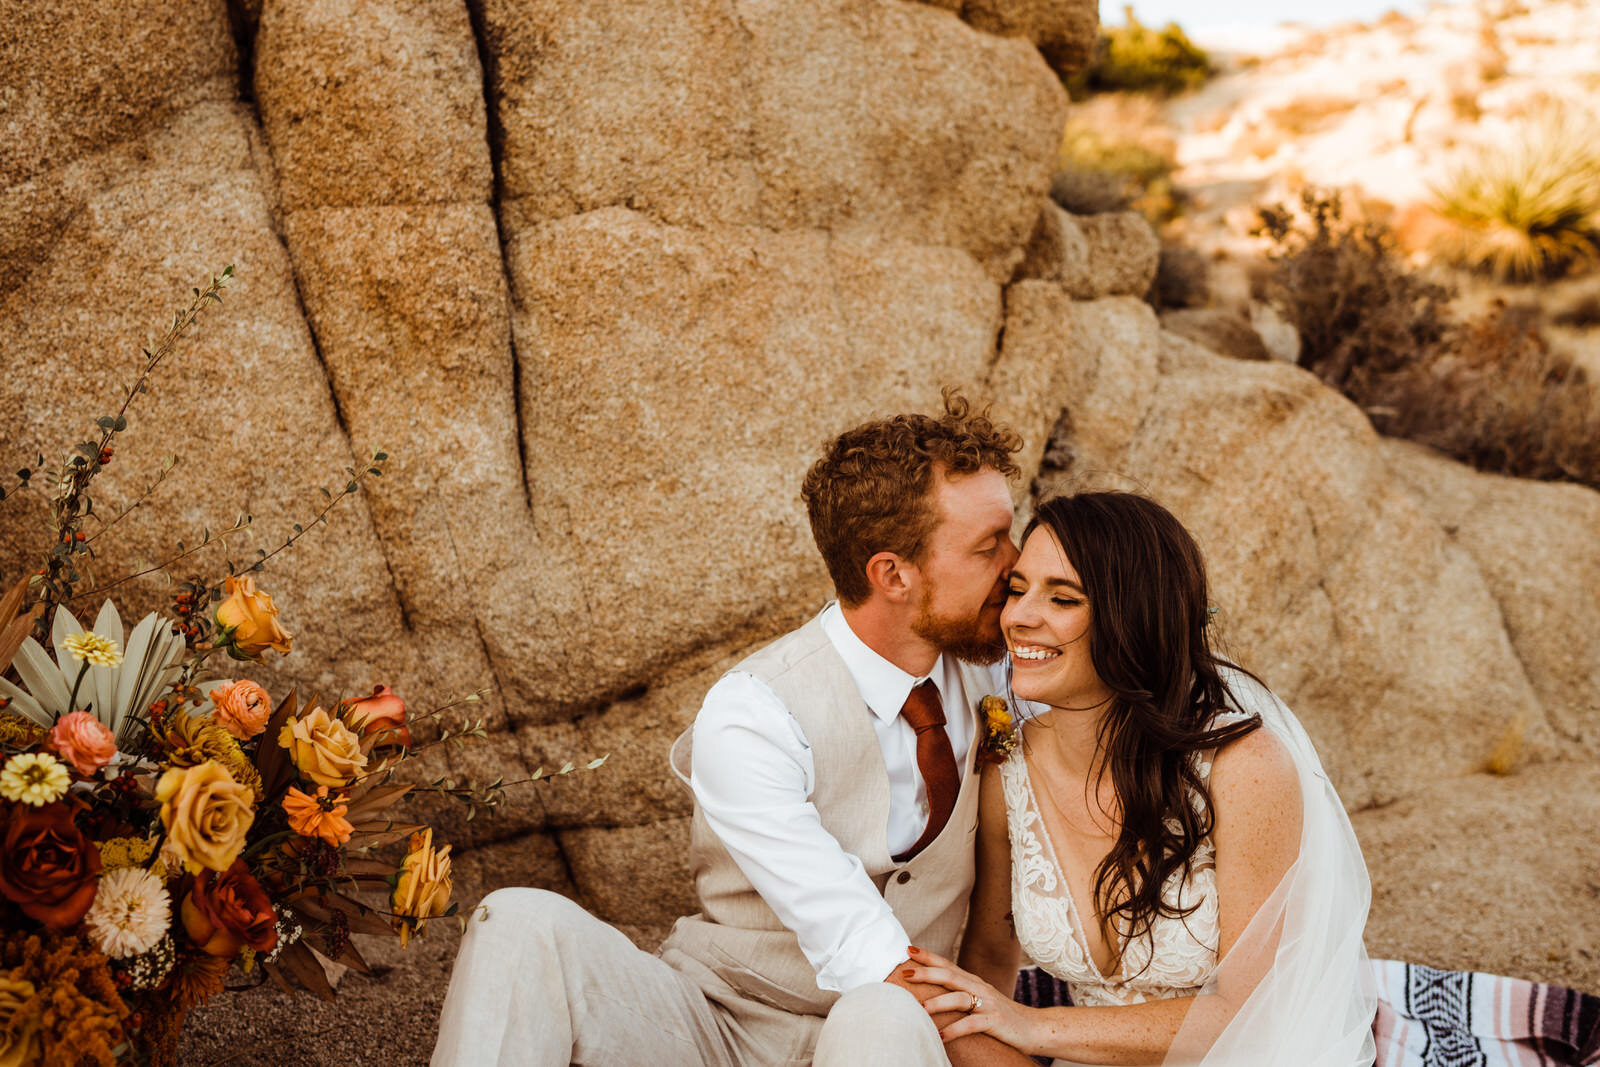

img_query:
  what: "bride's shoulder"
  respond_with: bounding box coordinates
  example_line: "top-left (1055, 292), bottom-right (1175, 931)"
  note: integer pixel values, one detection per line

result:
top-left (1208, 723), bottom-right (1300, 818)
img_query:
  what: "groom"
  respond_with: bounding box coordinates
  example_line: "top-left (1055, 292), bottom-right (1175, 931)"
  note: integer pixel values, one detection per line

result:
top-left (432, 393), bottom-right (1024, 1066)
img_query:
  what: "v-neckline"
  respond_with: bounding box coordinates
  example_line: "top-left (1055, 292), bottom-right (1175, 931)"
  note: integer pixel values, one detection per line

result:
top-left (1018, 746), bottom-right (1124, 982)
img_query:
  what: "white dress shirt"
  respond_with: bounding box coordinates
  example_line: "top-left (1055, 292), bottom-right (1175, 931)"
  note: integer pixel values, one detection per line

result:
top-left (689, 602), bottom-right (1002, 993)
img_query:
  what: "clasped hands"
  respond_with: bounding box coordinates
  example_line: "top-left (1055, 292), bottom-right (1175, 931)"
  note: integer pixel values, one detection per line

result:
top-left (902, 945), bottom-right (1041, 1049)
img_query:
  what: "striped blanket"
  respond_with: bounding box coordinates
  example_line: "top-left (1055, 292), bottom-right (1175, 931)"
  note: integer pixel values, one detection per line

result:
top-left (1013, 961), bottom-right (1600, 1066)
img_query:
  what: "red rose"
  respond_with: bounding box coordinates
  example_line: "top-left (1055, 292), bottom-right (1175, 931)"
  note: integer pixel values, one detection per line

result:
top-left (0, 800), bottom-right (103, 929)
top-left (180, 859), bottom-right (278, 957)
top-left (341, 684), bottom-right (410, 747)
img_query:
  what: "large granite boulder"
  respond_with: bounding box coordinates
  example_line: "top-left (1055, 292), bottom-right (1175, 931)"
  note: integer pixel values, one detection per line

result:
top-left (2, 1), bottom-right (1598, 1060)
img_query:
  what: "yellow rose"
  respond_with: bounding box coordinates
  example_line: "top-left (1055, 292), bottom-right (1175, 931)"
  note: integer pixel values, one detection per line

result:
top-left (214, 575), bottom-right (293, 660)
top-left (278, 706), bottom-right (367, 789)
top-left (391, 828), bottom-right (452, 948)
top-left (155, 761), bottom-right (255, 874)
top-left (0, 976), bottom-right (41, 1067)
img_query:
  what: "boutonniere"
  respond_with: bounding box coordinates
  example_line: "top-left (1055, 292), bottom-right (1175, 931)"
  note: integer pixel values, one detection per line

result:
top-left (976, 695), bottom-right (1019, 765)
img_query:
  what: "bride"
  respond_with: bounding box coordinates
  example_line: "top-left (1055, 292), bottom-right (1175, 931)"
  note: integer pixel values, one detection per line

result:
top-left (903, 492), bottom-right (1376, 1066)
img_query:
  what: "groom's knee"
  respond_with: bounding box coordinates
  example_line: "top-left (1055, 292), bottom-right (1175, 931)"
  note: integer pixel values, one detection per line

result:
top-left (470, 888), bottom-right (587, 953)
top-left (815, 983), bottom-right (943, 1064)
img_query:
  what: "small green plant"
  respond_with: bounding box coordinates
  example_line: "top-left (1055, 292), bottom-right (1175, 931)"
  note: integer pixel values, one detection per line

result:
top-left (1429, 107), bottom-right (1600, 281)
top-left (1068, 7), bottom-right (1213, 99)
top-left (1051, 99), bottom-right (1179, 222)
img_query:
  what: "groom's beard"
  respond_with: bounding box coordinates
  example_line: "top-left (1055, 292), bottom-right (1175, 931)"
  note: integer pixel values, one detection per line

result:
top-left (911, 586), bottom-right (1007, 666)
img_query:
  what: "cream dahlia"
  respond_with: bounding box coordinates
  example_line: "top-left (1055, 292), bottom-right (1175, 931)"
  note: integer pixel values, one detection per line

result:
top-left (83, 866), bottom-right (172, 958)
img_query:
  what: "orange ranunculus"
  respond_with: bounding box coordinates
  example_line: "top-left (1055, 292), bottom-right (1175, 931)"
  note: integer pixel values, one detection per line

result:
top-left (281, 785), bottom-right (353, 846)
top-left (341, 684), bottom-right (410, 747)
top-left (47, 710), bottom-right (117, 776)
top-left (278, 706), bottom-right (367, 789)
top-left (214, 576), bottom-right (292, 660)
top-left (391, 828), bottom-right (452, 948)
top-left (180, 859), bottom-right (278, 958)
top-left (0, 800), bottom-right (102, 929)
top-left (208, 679), bottom-right (273, 741)
top-left (155, 761), bottom-right (255, 874)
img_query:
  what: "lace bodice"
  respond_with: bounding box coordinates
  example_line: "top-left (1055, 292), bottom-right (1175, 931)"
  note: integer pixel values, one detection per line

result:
top-left (1001, 716), bottom-right (1250, 1008)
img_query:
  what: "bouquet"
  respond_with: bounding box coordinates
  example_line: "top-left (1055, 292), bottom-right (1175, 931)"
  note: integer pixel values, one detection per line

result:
top-left (0, 268), bottom-right (601, 1065)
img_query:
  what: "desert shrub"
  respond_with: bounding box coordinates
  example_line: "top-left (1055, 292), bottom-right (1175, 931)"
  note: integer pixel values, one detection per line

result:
top-left (1254, 191), bottom-right (1452, 394)
top-left (1257, 191), bottom-right (1600, 489)
top-left (1066, 7), bottom-right (1213, 99)
top-left (1052, 106), bottom-right (1178, 221)
top-left (1383, 304), bottom-right (1600, 483)
top-left (1429, 107), bottom-right (1600, 281)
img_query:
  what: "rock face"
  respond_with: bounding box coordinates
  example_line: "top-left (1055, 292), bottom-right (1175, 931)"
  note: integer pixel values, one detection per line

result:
top-left (2, 0), bottom-right (1598, 1056)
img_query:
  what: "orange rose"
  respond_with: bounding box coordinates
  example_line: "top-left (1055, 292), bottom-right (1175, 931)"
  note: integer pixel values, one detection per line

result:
top-left (208, 679), bottom-right (273, 740)
top-left (47, 710), bottom-right (117, 776)
top-left (278, 706), bottom-right (367, 789)
top-left (0, 800), bottom-right (102, 929)
top-left (214, 576), bottom-right (292, 660)
top-left (180, 859), bottom-right (278, 958)
top-left (281, 785), bottom-right (353, 846)
top-left (342, 684), bottom-right (410, 747)
top-left (391, 828), bottom-right (452, 948)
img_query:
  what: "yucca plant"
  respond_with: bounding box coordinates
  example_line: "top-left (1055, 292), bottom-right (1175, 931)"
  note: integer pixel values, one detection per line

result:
top-left (1430, 107), bottom-right (1600, 281)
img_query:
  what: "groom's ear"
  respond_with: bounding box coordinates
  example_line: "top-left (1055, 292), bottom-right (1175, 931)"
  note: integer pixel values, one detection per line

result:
top-left (864, 551), bottom-right (917, 604)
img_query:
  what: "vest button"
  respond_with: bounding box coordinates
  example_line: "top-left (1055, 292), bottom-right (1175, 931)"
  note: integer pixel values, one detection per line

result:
top-left (896, 870), bottom-right (912, 885)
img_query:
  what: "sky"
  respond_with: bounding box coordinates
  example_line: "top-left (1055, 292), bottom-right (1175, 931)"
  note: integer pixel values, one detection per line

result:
top-left (1101, 0), bottom-right (1435, 31)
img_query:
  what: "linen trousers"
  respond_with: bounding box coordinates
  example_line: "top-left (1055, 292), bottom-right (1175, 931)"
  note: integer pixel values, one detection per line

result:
top-left (430, 888), bottom-right (949, 1066)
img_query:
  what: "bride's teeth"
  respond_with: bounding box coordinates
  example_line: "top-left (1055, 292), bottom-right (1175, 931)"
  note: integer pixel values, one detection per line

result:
top-left (1012, 646), bottom-right (1059, 661)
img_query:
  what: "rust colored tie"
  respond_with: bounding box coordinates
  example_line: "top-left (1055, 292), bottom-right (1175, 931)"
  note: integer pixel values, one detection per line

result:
top-left (895, 679), bottom-right (959, 862)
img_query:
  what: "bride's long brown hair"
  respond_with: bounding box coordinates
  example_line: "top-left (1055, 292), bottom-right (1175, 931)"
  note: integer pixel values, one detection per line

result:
top-left (1024, 492), bottom-right (1261, 962)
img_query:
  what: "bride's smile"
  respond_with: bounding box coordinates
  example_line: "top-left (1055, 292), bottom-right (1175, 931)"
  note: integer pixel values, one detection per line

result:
top-left (1001, 529), bottom-right (1111, 711)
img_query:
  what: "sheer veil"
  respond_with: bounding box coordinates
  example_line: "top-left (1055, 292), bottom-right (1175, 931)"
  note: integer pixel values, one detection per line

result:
top-left (1163, 671), bottom-right (1378, 1066)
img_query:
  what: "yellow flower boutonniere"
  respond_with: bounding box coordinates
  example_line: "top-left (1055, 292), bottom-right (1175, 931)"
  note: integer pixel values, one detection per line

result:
top-left (977, 695), bottom-right (1019, 765)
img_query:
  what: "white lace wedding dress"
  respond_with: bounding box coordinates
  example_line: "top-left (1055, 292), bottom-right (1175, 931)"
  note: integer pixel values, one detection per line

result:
top-left (999, 675), bottom-right (1378, 1067)
top-left (999, 713), bottom-right (1251, 1014)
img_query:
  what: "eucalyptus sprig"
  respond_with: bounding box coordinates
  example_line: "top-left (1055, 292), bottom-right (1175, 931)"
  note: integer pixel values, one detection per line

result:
top-left (336, 686), bottom-right (610, 820)
top-left (69, 512), bottom-right (254, 606)
top-left (33, 265), bottom-right (235, 636)
top-left (79, 453), bottom-right (179, 548)
top-left (0, 452), bottom-right (42, 505)
top-left (211, 449), bottom-right (388, 594)
top-left (418, 755), bottom-right (612, 821)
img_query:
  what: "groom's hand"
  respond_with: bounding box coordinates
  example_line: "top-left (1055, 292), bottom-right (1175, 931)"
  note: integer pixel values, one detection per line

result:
top-left (884, 959), bottom-right (1035, 1066)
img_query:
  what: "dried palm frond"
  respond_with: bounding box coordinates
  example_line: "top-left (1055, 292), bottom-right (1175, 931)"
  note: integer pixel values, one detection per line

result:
top-left (0, 603), bottom-right (184, 740)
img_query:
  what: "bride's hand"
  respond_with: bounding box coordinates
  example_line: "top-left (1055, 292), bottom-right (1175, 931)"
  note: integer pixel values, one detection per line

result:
top-left (902, 945), bottom-right (1040, 1050)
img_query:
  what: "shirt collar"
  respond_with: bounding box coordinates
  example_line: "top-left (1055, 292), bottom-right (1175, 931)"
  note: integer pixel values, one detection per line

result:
top-left (819, 602), bottom-right (952, 723)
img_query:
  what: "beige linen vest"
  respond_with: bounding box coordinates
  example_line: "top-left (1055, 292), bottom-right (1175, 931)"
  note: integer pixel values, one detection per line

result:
top-left (658, 614), bottom-right (990, 1017)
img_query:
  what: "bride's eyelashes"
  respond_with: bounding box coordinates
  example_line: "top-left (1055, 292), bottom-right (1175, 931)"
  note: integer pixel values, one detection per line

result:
top-left (1004, 585), bottom-right (1084, 609)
